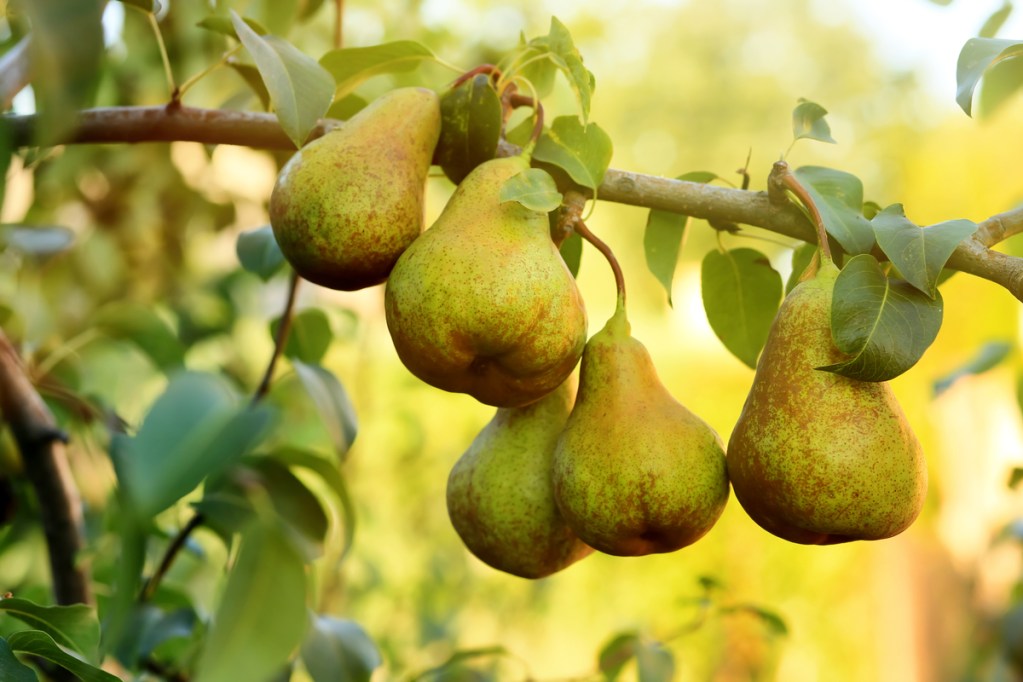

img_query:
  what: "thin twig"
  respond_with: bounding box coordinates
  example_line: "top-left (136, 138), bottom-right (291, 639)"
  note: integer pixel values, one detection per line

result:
top-left (138, 513), bottom-right (206, 602)
top-left (253, 270), bottom-right (301, 404)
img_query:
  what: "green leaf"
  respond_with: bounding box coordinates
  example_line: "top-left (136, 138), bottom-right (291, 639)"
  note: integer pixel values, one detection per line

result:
top-left (499, 168), bottom-right (563, 212)
top-left (787, 243), bottom-right (818, 294)
top-left (272, 448), bottom-right (356, 560)
top-left (94, 302), bottom-right (185, 370)
top-left (792, 98), bottom-right (836, 144)
top-left (194, 521), bottom-right (309, 682)
top-left (249, 457), bottom-right (329, 558)
top-left (227, 61), bottom-right (273, 110)
top-left (701, 249), bottom-right (783, 369)
top-left (955, 37), bottom-right (1023, 116)
top-left (933, 340), bottom-right (1013, 396)
top-left (436, 74), bottom-right (503, 185)
top-left (110, 372), bottom-right (275, 519)
top-left (0, 121), bottom-right (11, 213)
top-left (792, 166), bottom-right (875, 255)
top-left (319, 41), bottom-right (436, 99)
top-left (1009, 467), bottom-right (1023, 490)
top-left (532, 116), bottom-right (613, 192)
top-left (820, 255), bottom-right (943, 381)
top-left (872, 204), bottom-right (977, 297)
top-left (560, 230), bottom-right (583, 278)
top-left (545, 17), bottom-right (595, 122)
top-left (644, 211), bottom-right (687, 307)
top-left (271, 308), bottom-right (334, 364)
top-left (324, 94), bottom-right (368, 120)
top-left (230, 10), bottom-right (334, 148)
top-left (636, 640), bottom-right (674, 682)
top-left (411, 646), bottom-right (509, 681)
top-left (197, 15), bottom-right (268, 38)
top-left (0, 599), bottom-right (100, 664)
top-left (301, 615), bottom-right (381, 682)
top-left (236, 225), bottom-right (285, 281)
top-left (0, 225), bottom-right (75, 258)
top-left (0, 637), bottom-right (38, 682)
top-left (22, 0), bottom-right (105, 144)
top-left (977, 48), bottom-right (1023, 117)
top-left (745, 606), bottom-right (789, 637)
top-left (7, 631), bottom-right (119, 682)
top-left (292, 361), bottom-right (358, 460)
top-left (980, 1), bottom-right (1013, 38)
top-left (598, 632), bottom-right (639, 681)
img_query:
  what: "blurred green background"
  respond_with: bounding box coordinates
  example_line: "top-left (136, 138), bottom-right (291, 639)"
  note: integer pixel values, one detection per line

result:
top-left (3, 0), bottom-right (1023, 680)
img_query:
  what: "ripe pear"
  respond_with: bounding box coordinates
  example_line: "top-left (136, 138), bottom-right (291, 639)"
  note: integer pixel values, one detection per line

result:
top-left (384, 155), bottom-right (587, 407)
top-left (446, 377), bottom-right (593, 578)
top-left (551, 301), bottom-right (730, 556)
top-left (726, 259), bottom-right (927, 545)
top-left (269, 87), bottom-right (441, 290)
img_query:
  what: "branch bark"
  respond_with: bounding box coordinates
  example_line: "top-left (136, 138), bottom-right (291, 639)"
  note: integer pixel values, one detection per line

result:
top-left (5, 105), bottom-right (1023, 301)
top-left (0, 329), bottom-right (90, 606)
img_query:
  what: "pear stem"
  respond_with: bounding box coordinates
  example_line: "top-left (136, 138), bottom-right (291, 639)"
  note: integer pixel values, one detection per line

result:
top-left (566, 191), bottom-right (626, 307)
top-left (768, 160), bottom-right (833, 264)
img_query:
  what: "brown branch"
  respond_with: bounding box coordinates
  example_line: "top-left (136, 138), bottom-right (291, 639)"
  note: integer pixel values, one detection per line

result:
top-left (4, 106), bottom-right (1023, 301)
top-left (253, 270), bottom-right (302, 404)
top-left (0, 36), bottom-right (32, 111)
top-left (0, 329), bottom-right (90, 606)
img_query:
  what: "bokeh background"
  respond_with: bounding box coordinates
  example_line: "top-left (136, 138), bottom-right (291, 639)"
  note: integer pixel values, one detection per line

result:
top-left (3, 0), bottom-right (1023, 680)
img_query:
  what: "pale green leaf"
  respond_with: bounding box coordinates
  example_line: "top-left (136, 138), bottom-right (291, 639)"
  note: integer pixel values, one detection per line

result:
top-left (636, 640), bottom-right (675, 682)
top-left (532, 116), bottom-right (613, 192)
top-left (598, 632), bottom-right (639, 682)
top-left (301, 615), bottom-right (381, 682)
top-left (499, 168), bottom-right (563, 212)
top-left (933, 340), bottom-right (1014, 396)
top-left (955, 37), bottom-right (1023, 115)
top-left (792, 166), bottom-right (875, 255)
top-left (644, 210), bottom-right (687, 307)
top-left (197, 15), bottom-right (268, 38)
top-left (272, 448), bottom-right (356, 561)
top-left (980, 1), bottom-right (1013, 38)
top-left (292, 361), bottom-right (358, 460)
top-left (546, 17), bottom-right (595, 121)
top-left (271, 308), bottom-right (334, 364)
top-left (236, 225), bottom-right (285, 281)
top-left (792, 98), bottom-right (836, 144)
top-left (319, 41), bottom-right (435, 99)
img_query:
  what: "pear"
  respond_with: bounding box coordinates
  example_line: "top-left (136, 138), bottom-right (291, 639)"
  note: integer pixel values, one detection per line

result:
top-left (446, 377), bottom-right (593, 578)
top-left (269, 87), bottom-right (441, 290)
top-left (726, 259), bottom-right (927, 544)
top-left (384, 155), bottom-right (587, 408)
top-left (551, 301), bottom-right (729, 556)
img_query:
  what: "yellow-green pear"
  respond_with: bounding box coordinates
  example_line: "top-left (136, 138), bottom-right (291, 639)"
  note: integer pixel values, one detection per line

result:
top-left (269, 87), bottom-right (441, 290)
top-left (726, 259), bottom-right (927, 544)
top-left (384, 155), bottom-right (587, 408)
top-left (446, 377), bottom-right (593, 578)
top-left (551, 301), bottom-right (729, 556)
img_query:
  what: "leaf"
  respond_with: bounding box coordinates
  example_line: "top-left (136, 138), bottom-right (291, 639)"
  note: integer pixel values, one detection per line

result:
top-left (271, 308), bottom-right (334, 364)
top-left (819, 254), bottom-right (943, 381)
top-left (636, 640), bottom-right (675, 682)
top-left (745, 606), bottom-right (789, 637)
top-left (0, 225), bottom-right (76, 258)
top-left (436, 74), bottom-right (503, 185)
top-left (319, 41), bottom-right (436, 99)
top-left (94, 302), bottom-right (186, 370)
top-left (324, 94), bottom-right (368, 120)
top-left (1009, 467), bottom-right (1023, 490)
top-left (545, 17), bottom-right (595, 122)
top-left (933, 340), bottom-right (1014, 396)
top-left (499, 168), bottom-right (562, 212)
top-left (792, 166), bottom-right (875, 255)
top-left (227, 61), bottom-right (273, 110)
top-left (272, 448), bottom-right (356, 561)
top-left (197, 15), bottom-right (268, 38)
top-left (411, 646), bottom-right (509, 681)
top-left (787, 243), bottom-right (818, 294)
top-left (532, 116), bottom-right (613, 192)
top-left (236, 225), bottom-right (286, 281)
top-left (7, 631), bottom-right (119, 682)
top-left (249, 457), bottom-right (329, 559)
top-left (230, 10), bottom-right (334, 148)
top-left (0, 637), bottom-right (38, 682)
top-left (644, 211), bottom-right (687, 306)
top-left (792, 98), bottom-right (836, 144)
top-left (980, 1), bottom-right (1013, 38)
top-left (0, 599), bottom-right (100, 664)
top-left (977, 48), bottom-right (1023, 117)
top-left (301, 615), bottom-right (381, 682)
top-left (292, 361), bottom-right (358, 459)
top-left (598, 632), bottom-right (639, 681)
top-left (872, 205), bottom-right (976, 297)
top-left (955, 37), bottom-right (1023, 116)
top-left (560, 230), bottom-right (583, 278)
top-left (194, 522), bottom-right (309, 682)
top-left (110, 372), bottom-right (275, 519)
top-left (701, 249), bottom-right (783, 369)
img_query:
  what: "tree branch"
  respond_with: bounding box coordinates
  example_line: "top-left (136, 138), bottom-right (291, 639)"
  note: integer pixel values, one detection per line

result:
top-left (0, 329), bottom-right (90, 606)
top-left (5, 106), bottom-right (1023, 301)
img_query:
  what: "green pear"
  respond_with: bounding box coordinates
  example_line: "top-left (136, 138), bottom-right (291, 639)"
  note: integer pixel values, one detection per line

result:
top-left (446, 377), bottom-right (593, 578)
top-left (551, 301), bottom-right (729, 556)
top-left (269, 87), bottom-right (441, 290)
top-left (384, 155), bottom-right (587, 408)
top-left (726, 259), bottom-right (927, 544)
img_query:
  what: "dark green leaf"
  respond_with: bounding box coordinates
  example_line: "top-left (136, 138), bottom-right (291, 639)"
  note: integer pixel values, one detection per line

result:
top-left (230, 11), bottom-right (334, 148)
top-left (94, 302), bottom-right (185, 370)
top-left (701, 249), bottom-right (783, 369)
top-left (271, 308), bottom-right (334, 364)
top-left (820, 255), bottom-right (943, 381)
top-left (0, 225), bottom-right (75, 258)
top-left (0, 637), bottom-right (38, 682)
top-left (227, 61), bottom-right (273, 110)
top-left (872, 204), bottom-right (977, 297)
top-left (237, 225), bottom-right (285, 280)
top-left (955, 37), bottom-right (1023, 116)
top-left (644, 210), bottom-right (687, 307)
top-left (436, 74), bottom-right (503, 185)
top-left (197, 15), bottom-right (268, 38)
top-left (980, 1), bottom-right (1013, 38)
top-left (272, 448), bottom-right (355, 560)
top-left (110, 372), bottom-right (275, 519)
top-left (746, 607), bottom-right (789, 637)
top-left (792, 166), bottom-right (874, 255)
top-left (560, 230), bottom-right (583, 278)
top-left (532, 116), bottom-right (613, 192)
top-left (194, 522), bottom-right (309, 682)
top-left (249, 457), bottom-right (329, 559)
top-left (1009, 467), bottom-right (1023, 490)
top-left (933, 340), bottom-right (1013, 396)
top-left (787, 243), bottom-right (818, 294)
top-left (499, 168), bottom-right (562, 212)
top-left (301, 615), bottom-right (381, 682)
top-left (292, 361), bottom-right (358, 459)
top-left (636, 640), bottom-right (674, 682)
top-left (977, 49), bottom-right (1023, 117)
top-left (0, 599), bottom-right (99, 664)
top-left (319, 41), bottom-right (436, 99)
top-left (7, 631), bottom-right (119, 682)
top-left (598, 632), bottom-right (639, 682)
top-left (792, 98), bottom-right (836, 144)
